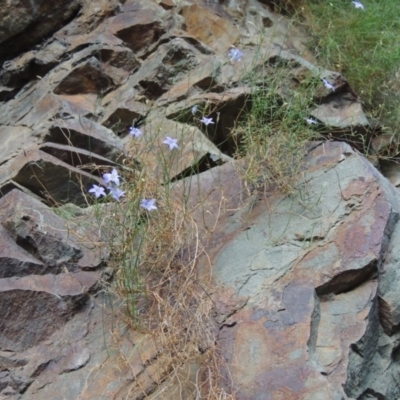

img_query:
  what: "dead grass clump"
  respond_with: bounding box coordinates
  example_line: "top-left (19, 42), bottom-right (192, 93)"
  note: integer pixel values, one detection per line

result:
top-left (99, 146), bottom-right (234, 398)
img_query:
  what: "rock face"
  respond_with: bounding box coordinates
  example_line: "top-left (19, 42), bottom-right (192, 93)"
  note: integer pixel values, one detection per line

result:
top-left (0, 0), bottom-right (81, 59)
top-left (196, 141), bottom-right (400, 399)
top-left (0, 0), bottom-right (399, 399)
top-left (170, 139), bottom-right (400, 399)
top-left (0, 190), bottom-right (101, 352)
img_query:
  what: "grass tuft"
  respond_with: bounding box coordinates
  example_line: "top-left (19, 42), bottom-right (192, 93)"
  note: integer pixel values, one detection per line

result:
top-left (234, 60), bottom-right (320, 193)
top-left (301, 0), bottom-right (400, 129)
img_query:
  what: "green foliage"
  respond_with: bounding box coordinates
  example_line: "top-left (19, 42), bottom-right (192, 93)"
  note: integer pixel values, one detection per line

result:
top-left (234, 61), bottom-right (320, 193)
top-left (302, 0), bottom-right (400, 126)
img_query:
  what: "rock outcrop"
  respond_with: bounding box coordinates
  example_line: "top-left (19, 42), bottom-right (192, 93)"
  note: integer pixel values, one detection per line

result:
top-left (190, 141), bottom-right (400, 399)
top-left (1, 0), bottom-right (399, 399)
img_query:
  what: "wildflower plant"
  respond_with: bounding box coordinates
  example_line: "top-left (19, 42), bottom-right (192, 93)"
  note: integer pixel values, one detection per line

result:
top-left (82, 117), bottom-right (228, 398)
top-left (129, 126), bottom-right (143, 137)
top-left (162, 136), bottom-right (179, 150)
top-left (322, 78), bottom-right (335, 92)
top-left (351, 1), bottom-right (364, 10)
top-left (140, 198), bottom-right (157, 211)
top-left (228, 47), bottom-right (244, 62)
top-left (200, 116), bottom-right (214, 126)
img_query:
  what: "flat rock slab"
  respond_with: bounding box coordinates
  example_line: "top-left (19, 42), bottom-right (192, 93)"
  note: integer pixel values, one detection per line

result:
top-left (0, 271), bottom-right (98, 352)
top-left (129, 117), bottom-right (232, 181)
top-left (191, 141), bottom-right (400, 399)
top-left (181, 4), bottom-right (239, 53)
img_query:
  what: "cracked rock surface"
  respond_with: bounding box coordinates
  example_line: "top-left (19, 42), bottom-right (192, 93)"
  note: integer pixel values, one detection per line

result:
top-left (1, 0), bottom-right (400, 398)
top-left (185, 141), bottom-right (400, 399)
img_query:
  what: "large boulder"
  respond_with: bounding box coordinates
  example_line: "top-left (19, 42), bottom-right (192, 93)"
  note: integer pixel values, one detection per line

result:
top-left (183, 141), bottom-right (400, 399)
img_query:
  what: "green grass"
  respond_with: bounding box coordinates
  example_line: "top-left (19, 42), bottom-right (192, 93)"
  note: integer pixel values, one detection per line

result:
top-left (234, 60), bottom-right (320, 193)
top-left (302, 0), bottom-right (400, 127)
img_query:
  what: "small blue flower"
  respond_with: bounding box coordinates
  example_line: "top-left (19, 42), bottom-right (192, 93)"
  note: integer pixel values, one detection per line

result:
top-left (109, 187), bottom-right (125, 202)
top-left (89, 184), bottom-right (106, 198)
top-left (200, 116), bottom-right (214, 126)
top-left (103, 168), bottom-right (120, 186)
top-left (322, 78), bottom-right (335, 92)
top-left (191, 105), bottom-right (198, 115)
top-left (129, 127), bottom-right (143, 137)
top-left (306, 118), bottom-right (318, 125)
top-left (163, 136), bottom-right (179, 150)
top-left (140, 198), bottom-right (157, 211)
top-left (229, 48), bottom-right (243, 62)
top-left (351, 1), bottom-right (364, 10)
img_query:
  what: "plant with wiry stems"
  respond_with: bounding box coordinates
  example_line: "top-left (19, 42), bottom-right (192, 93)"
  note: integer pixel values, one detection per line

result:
top-left (82, 118), bottom-right (234, 398)
top-left (233, 60), bottom-right (321, 194)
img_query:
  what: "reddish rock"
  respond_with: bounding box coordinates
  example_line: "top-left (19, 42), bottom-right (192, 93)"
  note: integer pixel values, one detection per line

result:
top-left (101, 98), bottom-right (151, 137)
top-left (40, 142), bottom-right (118, 172)
top-left (0, 224), bottom-right (45, 279)
top-left (181, 5), bottom-right (239, 53)
top-left (0, 0), bottom-right (398, 398)
top-left (194, 142), bottom-right (400, 399)
top-left (10, 149), bottom-right (102, 206)
top-left (131, 117), bottom-right (232, 180)
top-left (48, 117), bottom-right (125, 161)
top-left (0, 271), bottom-right (97, 352)
top-left (54, 57), bottom-right (113, 95)
top-left (57, 93), bottom-right (98, 118)
top-left (108, 9), bottom-right (165, 56)
top-left (159, 0), bottom-right (175, 10)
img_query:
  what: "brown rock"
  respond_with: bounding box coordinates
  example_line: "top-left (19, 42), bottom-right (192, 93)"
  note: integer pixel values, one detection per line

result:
top-left (54, 57), bottom-right (113, 95)
top-left (10, 149), bottom-right (102, 206)
top-left (130, 117), bottom-right (232, 180)
top-left (101, 98), bottom-right (151, 137)
top-left (181, 5), bottom-right (239, 53)
top-left (311, 95), bottom-right (369, 128)
top-left (56, 94), bottom-right (99, 119)
top-left (192, 141), bottom-right (400, 398)
top-left (0, 0), bottom-right (81, 59)
top-left (0, 224), bottom-right (45, 279)
top-left (0, 271), bottom-right (98, 352)
top-left (108, 9), bottom-right (165, 56)
top-left (0, 189), bottom-right (103, 274)
top-left (48, 117), bottom-right (125, 161)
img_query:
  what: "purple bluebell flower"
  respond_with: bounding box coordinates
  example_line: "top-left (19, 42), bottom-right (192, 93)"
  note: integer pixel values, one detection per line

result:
top-left (89, 184), bottom-right (106, 198)
top-left (163, 136), bottom-right (179, 150)
top-left (140, 198), bottom-right (157, 211)
top-left (129, 127), bottom-right (143, 138)
top-left (229, 48), bottom-right (243, 62)
top-left (322, 78), bottom-right (335, 92)
top-left (103, 168), bottom-right (120, 186)
top-left (109, 187), bottom-right (125, 202)
top-left (200, 116), bottom-right (214, 126)
top-left (351, 1), bottom-right (364, 10)
top-left (306, 118), bottom-right (318, 125)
